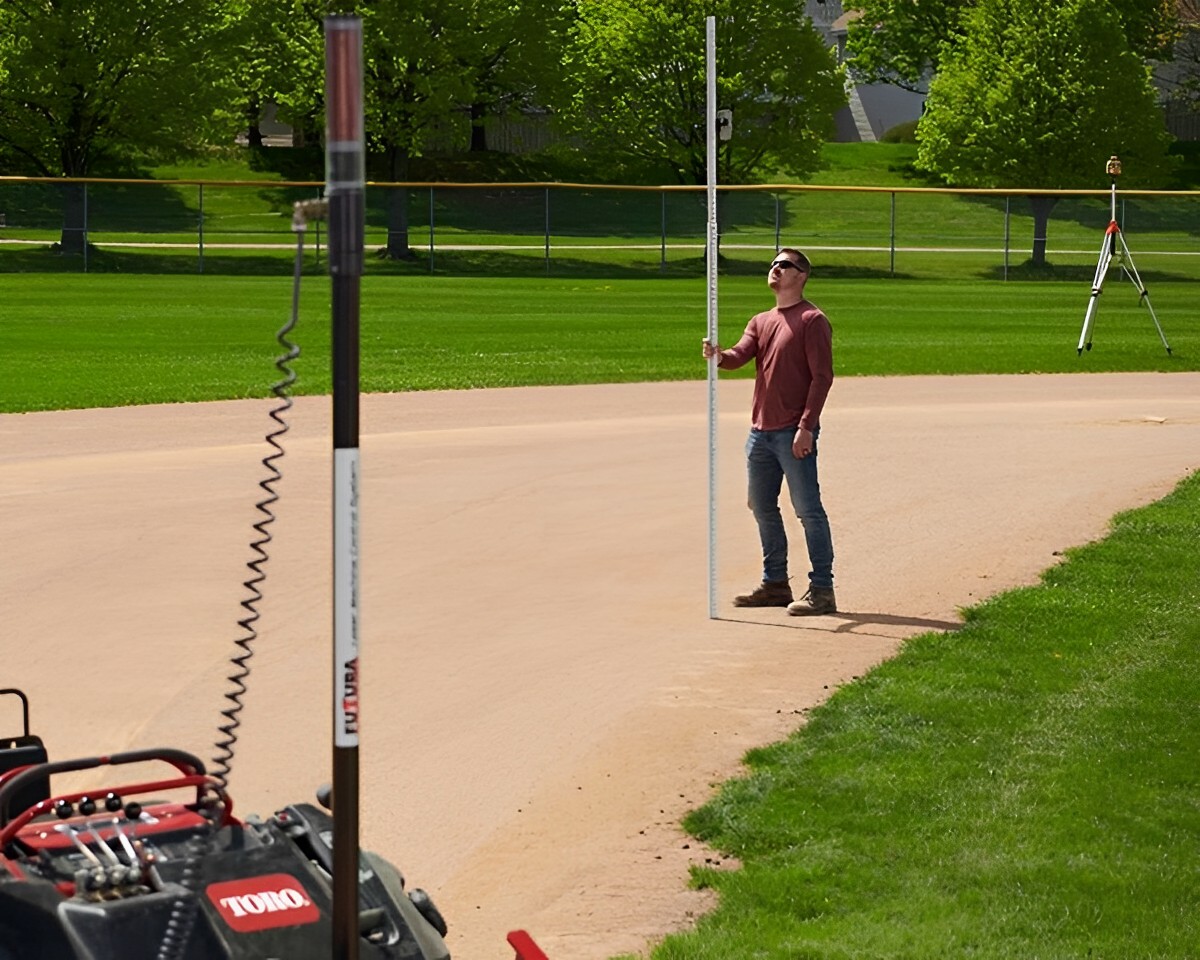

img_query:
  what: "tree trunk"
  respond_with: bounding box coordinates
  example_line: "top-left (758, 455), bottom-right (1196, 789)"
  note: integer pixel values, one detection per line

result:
top-left (384, 147), bottom-right (417, 260)
top-left (293, 115), bottom-right (320, 148)
top-left (245, 94), bottom-right (264, 149)
top-left (1028, 195), bottom-right (1059, 267)
top-left (59, 118), bottom-right (90, 254)
top-left (59, 182), bottom-right (87, 255)
top-left (470, 103), bottom-right (488, 152)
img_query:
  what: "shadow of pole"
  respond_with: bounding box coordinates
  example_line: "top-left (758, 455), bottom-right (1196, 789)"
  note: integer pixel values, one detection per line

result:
top-left (716, 611), bottom-right (961, 635)
top-left (831, 612), bottom-right (961, 633)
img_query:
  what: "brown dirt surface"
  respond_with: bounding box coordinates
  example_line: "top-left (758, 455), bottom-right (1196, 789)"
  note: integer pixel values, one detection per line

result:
top-left (2, 373), bottom-right (1198, 959)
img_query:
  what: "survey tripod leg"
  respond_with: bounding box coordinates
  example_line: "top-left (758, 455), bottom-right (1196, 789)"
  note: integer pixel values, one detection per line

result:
top-left (1077, 229), bottom-right (1114, 354)
top-left (1115, 230), bottom-right (1172, 355)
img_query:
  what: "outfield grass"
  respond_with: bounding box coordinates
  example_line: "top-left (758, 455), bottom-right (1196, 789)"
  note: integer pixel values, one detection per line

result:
top-left (646, 472), bottom-right (1200, 959)
top-left (1, 273), bottom-right (1195, 413)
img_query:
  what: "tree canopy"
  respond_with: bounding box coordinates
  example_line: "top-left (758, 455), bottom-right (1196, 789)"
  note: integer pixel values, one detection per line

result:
top-left (916, 0), bottom-right (1174, 263)
top-left (256, 0), bottom-right (564, 256)
top-left (550, 0), bottom-right (846, 184)
top-left (845, 0), bottom-right (970, 91)
top-left (0, 0), bottom-right (240, 179)
top-left (258, 0), bottom-right (563, 164)
top-left (845, 0), bottom-right (1183, 90)
top-left (0, 0), bottom-right (244, 254)
top-left (1165, 0), bottom-right (1200, 112)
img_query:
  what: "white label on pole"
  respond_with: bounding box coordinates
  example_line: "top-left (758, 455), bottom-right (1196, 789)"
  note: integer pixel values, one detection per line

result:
top-left (334, 447), bottom-right (360, 747)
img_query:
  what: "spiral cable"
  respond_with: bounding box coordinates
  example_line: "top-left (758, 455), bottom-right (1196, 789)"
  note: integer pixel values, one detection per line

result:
top-left (155, 204), bottom-right (321, 960)
top-left (208, 224), bottom-right (304, 791)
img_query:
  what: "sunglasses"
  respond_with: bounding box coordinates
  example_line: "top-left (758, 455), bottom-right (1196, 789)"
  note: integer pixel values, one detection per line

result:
top-left (769, 260), bottom-right (804, 272)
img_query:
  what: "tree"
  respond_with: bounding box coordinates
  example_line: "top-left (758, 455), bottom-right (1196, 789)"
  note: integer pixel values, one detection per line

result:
top-left (0, 0), bottom-right (242, 253)
top-left (265, 0), bottom-right (565, 258)
top-left (845, 0), bottom-right (1182, 90)
top-left (239, 0), bottom-right (326, 149)
top-left (915, 0), bottom-right (1174, 266)
top-left (1161, 0), bottom-right (1200, 114)
top-left (222, 0), bottom-right (312, 150)
top-left (844, 0), bottom-right (972, 91)
top-left (261, 1), bottom-right (466, 258)
top-left (363, 3), bottom-right (474, 258)
top-left (551, 0), bottom-right (846, 185)
top-left (456, 0), bottom-right (568, 153)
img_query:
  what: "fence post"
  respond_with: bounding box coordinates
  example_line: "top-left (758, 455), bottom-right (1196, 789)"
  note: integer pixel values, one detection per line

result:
top-left (774, 194), bottom-right (781, 252)
top-left (889, 191), bottom-right (896, 277)
top-left (544, 187), bottom-right (550, 276)
top-left (198, 183), bottom-right (205, 274)
top-left (315, 189), bottom-right (323, 269)
top-left (83, 183), bottom-right (89, 274)
top-left (429, 186), bottom-right (435, 274)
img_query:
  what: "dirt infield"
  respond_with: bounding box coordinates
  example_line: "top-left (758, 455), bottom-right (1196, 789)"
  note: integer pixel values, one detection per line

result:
top-left (3, 373), bottom-right (1198, 959)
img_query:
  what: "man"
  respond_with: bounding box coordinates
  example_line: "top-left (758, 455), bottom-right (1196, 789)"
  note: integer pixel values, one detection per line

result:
top-left (702, 248), bottom-right (837, 616)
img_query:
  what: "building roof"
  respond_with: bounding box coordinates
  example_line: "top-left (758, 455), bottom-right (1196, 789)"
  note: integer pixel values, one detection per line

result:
top-left (830, 9), bottom-right (863, 34)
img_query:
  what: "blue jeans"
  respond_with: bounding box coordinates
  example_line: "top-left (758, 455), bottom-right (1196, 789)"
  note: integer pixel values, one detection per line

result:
top-left (745, 427), bottom-right (834, 588)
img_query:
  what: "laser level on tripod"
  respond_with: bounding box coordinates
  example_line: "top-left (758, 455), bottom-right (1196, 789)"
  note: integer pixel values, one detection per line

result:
top-left (1077, 155), bottom-right (1171, 356)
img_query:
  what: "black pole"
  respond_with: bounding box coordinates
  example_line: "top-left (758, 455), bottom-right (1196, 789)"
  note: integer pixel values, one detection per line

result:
top-left (325, 16), bottom-right (364, 960)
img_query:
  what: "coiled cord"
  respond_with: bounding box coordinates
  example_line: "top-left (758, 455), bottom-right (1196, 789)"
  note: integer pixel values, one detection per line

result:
top-left (154, 210), bottom-right (314, 960)
top-left (209, 224), bottom-right (306, 791)
top-left (155, 208), bottom-right (318, 960)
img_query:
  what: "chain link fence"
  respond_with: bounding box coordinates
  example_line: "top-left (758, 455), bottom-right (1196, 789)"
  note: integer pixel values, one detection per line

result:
top-left (1, 178), bottom-right (1198, 281)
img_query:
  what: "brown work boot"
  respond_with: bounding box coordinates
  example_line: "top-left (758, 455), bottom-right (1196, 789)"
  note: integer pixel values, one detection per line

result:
top-left (733, 579), bottom-right (793, 607)
top-left (787, 586), bottom-right (837, 616)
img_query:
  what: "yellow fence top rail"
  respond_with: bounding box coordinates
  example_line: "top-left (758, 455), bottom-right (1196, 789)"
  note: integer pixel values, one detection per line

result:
top-left (1, 174), bottom-right (1199, 198)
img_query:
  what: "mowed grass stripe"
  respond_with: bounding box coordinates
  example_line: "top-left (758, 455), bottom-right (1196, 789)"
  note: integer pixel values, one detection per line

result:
top-left (3, 274), bottom-right (1198, 412)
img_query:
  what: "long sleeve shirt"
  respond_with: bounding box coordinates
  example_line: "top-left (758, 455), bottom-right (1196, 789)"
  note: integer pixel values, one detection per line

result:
top-left (720, 300), bottom-right (834, 432)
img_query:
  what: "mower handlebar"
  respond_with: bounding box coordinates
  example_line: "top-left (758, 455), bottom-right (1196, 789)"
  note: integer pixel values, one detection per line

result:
top-left (0, 747), bottom-right (208, 827)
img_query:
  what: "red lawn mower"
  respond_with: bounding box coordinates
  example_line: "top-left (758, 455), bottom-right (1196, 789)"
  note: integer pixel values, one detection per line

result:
top-left (0, 689), bottom-right (451, 960)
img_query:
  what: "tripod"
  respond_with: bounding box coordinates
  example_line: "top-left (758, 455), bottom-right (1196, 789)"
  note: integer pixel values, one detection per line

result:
top-left (1077, 156), bottom-right (1171, 355)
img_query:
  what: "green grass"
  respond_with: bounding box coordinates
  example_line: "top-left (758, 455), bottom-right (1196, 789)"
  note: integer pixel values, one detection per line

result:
top-left (805, 142), bottom-right (923, 187)
top-left (652, 472), bottom-right (1200, 959)
top-left (1, 273), bottom-right (1196, 412)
